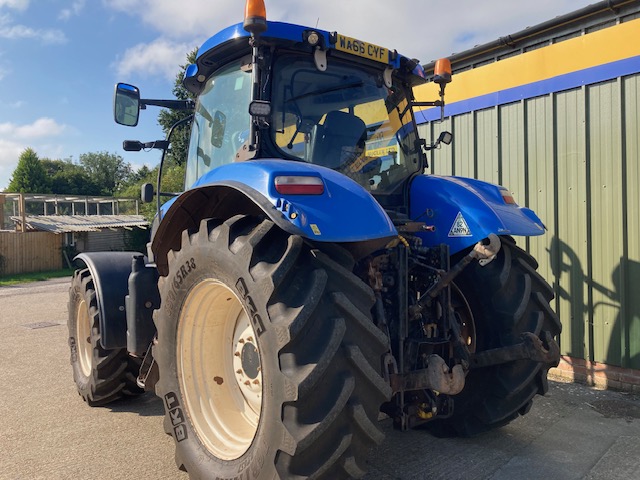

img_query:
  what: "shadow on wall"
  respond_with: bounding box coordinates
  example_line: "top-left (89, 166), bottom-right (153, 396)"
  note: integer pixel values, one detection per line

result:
top-left (548, 235), bottom-right (640, 374)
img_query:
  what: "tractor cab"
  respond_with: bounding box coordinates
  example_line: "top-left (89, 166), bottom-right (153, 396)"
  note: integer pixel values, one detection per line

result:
top-left (115, 10), bottom-right (452, 210)
top-left (179, 20), bottom-right (449, 202)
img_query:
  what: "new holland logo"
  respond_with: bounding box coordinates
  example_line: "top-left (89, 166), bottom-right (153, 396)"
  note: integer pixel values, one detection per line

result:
top-left (448, 212), bottom-right (472, 237)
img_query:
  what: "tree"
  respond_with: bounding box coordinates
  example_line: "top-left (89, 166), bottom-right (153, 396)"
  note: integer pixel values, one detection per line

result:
top-left (79, 151), bottom-right (133, 196)
top-left (6, 148), bottom-right (51, 193)
top-left (41, 158), bottom-right (101, 196)
top-left (157, 48), bottom-right (198, 167)
top-left (127, 164), bottom-right (153, 184)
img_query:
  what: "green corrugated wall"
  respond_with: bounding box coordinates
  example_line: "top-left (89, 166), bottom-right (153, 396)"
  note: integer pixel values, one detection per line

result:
top-left (419, 74), bottom-right (640, 369)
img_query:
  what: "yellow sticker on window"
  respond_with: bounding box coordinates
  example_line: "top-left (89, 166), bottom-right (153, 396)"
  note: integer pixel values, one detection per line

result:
top-left (310, 224), bottom-right (321, 236)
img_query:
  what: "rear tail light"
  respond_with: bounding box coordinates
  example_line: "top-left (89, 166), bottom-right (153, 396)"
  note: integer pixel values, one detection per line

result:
top-left (500, 188), bottom-right (517, 205)
top-left (274, 176), bottom-right (324, 195)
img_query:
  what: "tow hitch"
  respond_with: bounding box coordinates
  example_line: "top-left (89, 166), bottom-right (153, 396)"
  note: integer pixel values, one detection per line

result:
top-left (469, 331), bottom-right (560, 369)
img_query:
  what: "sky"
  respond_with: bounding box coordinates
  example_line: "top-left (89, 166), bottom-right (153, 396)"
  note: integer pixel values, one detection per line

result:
top-left (0, 0), bottom-right (597, 191)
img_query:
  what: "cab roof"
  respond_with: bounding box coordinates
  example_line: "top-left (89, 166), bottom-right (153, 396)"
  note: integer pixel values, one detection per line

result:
top-left (183, 20), bottom-right (427, 94)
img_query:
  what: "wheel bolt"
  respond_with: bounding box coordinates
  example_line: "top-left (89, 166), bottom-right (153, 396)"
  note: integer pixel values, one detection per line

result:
top-left (236, 369), bottom-right (243, 375)
top-left (239, 338), bottom-right (245, 344)
top-left (253, 379), bottom-right (260, 385)
top-left (244, 380), bottom-right (251, 386)
top-left (234, 351), bottom-right (240, 357)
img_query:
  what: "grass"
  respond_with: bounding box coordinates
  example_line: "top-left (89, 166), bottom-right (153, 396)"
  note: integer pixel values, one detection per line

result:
top-left (0, 268), bottom-right (74, 287)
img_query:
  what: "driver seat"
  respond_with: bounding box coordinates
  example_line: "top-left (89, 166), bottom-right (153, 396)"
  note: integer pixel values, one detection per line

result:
top-left (311, 111), bottom-right (367, 169)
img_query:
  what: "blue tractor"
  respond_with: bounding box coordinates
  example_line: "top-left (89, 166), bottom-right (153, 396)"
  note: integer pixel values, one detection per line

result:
top-left (67, 1), bottom-right (561, 478)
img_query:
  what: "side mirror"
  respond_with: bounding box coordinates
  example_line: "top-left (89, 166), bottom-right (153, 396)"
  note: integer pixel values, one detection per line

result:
top-left (114, 83), bottom-right (141, 126)
top-left (210, 110), bottom-right (227, 148)
top-left (424, 131), bottom-right (453, 151)
top-left (437, 131), bottom-right (453, 146)
top-left (141, 183), bottom-right (154, 203)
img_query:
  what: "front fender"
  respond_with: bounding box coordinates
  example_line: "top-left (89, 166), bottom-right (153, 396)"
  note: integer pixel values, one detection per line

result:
top-left (409, 175), bottom-right (546, 254)
top-left (74, 252), bottom-right (139, 349)
top-left (152, 160), bottom-right (397, 274)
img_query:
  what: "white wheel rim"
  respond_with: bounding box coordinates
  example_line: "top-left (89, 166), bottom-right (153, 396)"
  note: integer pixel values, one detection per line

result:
top-left (76, 298), bottom-right (92, 377)
top-left (177, 279), bottom-right (262, 460)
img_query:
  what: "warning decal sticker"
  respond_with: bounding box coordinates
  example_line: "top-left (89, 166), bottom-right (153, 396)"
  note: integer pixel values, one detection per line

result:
top-left (448, 212), bottom-right (472, 237)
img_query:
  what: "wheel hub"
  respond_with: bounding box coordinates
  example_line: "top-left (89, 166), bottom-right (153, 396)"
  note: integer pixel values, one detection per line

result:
top-left (232, 320), bottom-right (262, 413)
top-left (177, 279), bottom-right (262, 461)
top-left (75, 298), bottom-right (92, 377)
top-left (241, 343), bottom-right (260, 379)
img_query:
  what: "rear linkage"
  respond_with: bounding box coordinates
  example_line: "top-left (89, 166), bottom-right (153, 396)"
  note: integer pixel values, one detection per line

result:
top-left (369, 231), bottom-right (558, 430)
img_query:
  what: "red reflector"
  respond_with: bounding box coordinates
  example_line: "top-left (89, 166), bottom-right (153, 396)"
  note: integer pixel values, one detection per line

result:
top-left (500, 189), bottom-right (517, 205)
top-left (274, 176), bottom-right (324, 195)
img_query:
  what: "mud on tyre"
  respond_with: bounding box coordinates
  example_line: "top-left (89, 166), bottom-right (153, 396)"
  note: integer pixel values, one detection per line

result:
top-left (153, 215), bottom-right (391, 479)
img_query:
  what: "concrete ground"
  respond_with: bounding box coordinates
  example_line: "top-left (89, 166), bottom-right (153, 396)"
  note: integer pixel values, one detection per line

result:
top-left (2, 277), bottom-right (640, 480)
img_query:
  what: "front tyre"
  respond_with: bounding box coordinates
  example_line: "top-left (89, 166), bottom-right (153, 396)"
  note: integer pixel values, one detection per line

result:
top-left (154, 216), bottom-right (391, 479)
top-left (67, 268), bottom-right (143, 406)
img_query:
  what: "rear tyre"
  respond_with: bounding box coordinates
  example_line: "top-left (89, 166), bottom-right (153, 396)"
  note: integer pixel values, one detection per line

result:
top-left (67, 268), bottom-right (144, 406)
top-left (429, 236), bottom-right (561, 436)
top-left (154, 215), bottom-right (391, 479)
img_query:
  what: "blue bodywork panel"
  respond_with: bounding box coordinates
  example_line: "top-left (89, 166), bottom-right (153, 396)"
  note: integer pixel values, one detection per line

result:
top-left (160, 159), bottom-right (396, 243)
top-left (410, 175), bottom-right (546, 254)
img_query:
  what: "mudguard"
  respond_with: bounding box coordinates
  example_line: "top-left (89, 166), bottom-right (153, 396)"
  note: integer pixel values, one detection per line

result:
top-left (157, 159), bottom-right (397, 243)
top-left (409, 175), bottom-right (546, 255)
top-left (74, 252), bottom-right (139, 349)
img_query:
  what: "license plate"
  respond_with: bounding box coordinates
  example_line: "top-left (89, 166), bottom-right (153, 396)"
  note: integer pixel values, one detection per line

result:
top-left (334, 34), bottom-right (390, 64)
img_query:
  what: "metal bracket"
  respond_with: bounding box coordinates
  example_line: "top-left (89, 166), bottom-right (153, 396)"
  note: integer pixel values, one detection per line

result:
top-left (409, 234), bottom-right (502, 319)
top-left (473, 233), bottom-right (501, 266)
top-left (389, 354), bottom-right (465, 395)
top-left (469, 331), bottom-right (560, 369)
top-left (314, 47), bottom-right (327, 71)
top-left (137, 341), bottom-right (159, 391)
top-left (383, 67), bottom-right (393, 88)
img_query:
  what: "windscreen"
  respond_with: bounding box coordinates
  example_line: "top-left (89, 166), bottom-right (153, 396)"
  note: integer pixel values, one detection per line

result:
top-left (270, 53), bottom-right (422, 194)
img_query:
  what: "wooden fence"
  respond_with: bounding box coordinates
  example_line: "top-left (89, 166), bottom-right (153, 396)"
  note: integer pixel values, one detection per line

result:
top-left (0, 231), bottom-right (63, 275)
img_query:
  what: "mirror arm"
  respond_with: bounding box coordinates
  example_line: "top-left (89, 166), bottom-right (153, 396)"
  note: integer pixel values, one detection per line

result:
top-left (156, 114), bottom-right (194, 222)
top-left (140, 98), bottom-right (195, 111)
top-left (411, 100), bottom-right (443, 107)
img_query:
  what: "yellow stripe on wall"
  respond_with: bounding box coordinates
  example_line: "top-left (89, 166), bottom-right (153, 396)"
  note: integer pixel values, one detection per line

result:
top-left (416, 18), bottom-right (640, 104)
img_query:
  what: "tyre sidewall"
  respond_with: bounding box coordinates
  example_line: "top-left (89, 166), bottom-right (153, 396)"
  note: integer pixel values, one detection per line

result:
top-left (155, 231), bottom-right (290, 479)
top-left (68, 272), bottom-right (94, 394)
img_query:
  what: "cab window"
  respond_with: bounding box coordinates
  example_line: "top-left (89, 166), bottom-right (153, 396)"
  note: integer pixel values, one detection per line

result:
top-left (185, 61), bottom-right (252, 188)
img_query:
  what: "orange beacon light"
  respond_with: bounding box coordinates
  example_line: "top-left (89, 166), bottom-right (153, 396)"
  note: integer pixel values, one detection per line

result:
top-left (244, 0), bottom-right (267, 35)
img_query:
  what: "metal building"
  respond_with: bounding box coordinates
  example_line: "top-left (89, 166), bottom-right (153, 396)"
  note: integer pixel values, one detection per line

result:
top-left (417, 0), bottom-right (640, 384)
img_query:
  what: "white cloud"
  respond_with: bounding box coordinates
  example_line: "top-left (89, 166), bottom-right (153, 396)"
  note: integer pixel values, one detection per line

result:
top-left (0, 0), bottom-right (29, 11)
top-left (0, 138), bottom-right (25, 190)
top-left (59, 0), bottom-right (86, 21)
top-left (103, 0), bottom-right (591, 64)
top-left (113, 39), bottom-right (194, 80)
top-left (0, 117), bottom-right (67, 139)
top-left (0, 118), bottom-right (68, 190)
top-left (272, 0), bottom-right (587, 63)
top-left (0, 13), bottom-right (67, 44)
top-left (1, 99), bottom-right (24, 108)
top-left (103, 0), bottom-right (236, 39)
